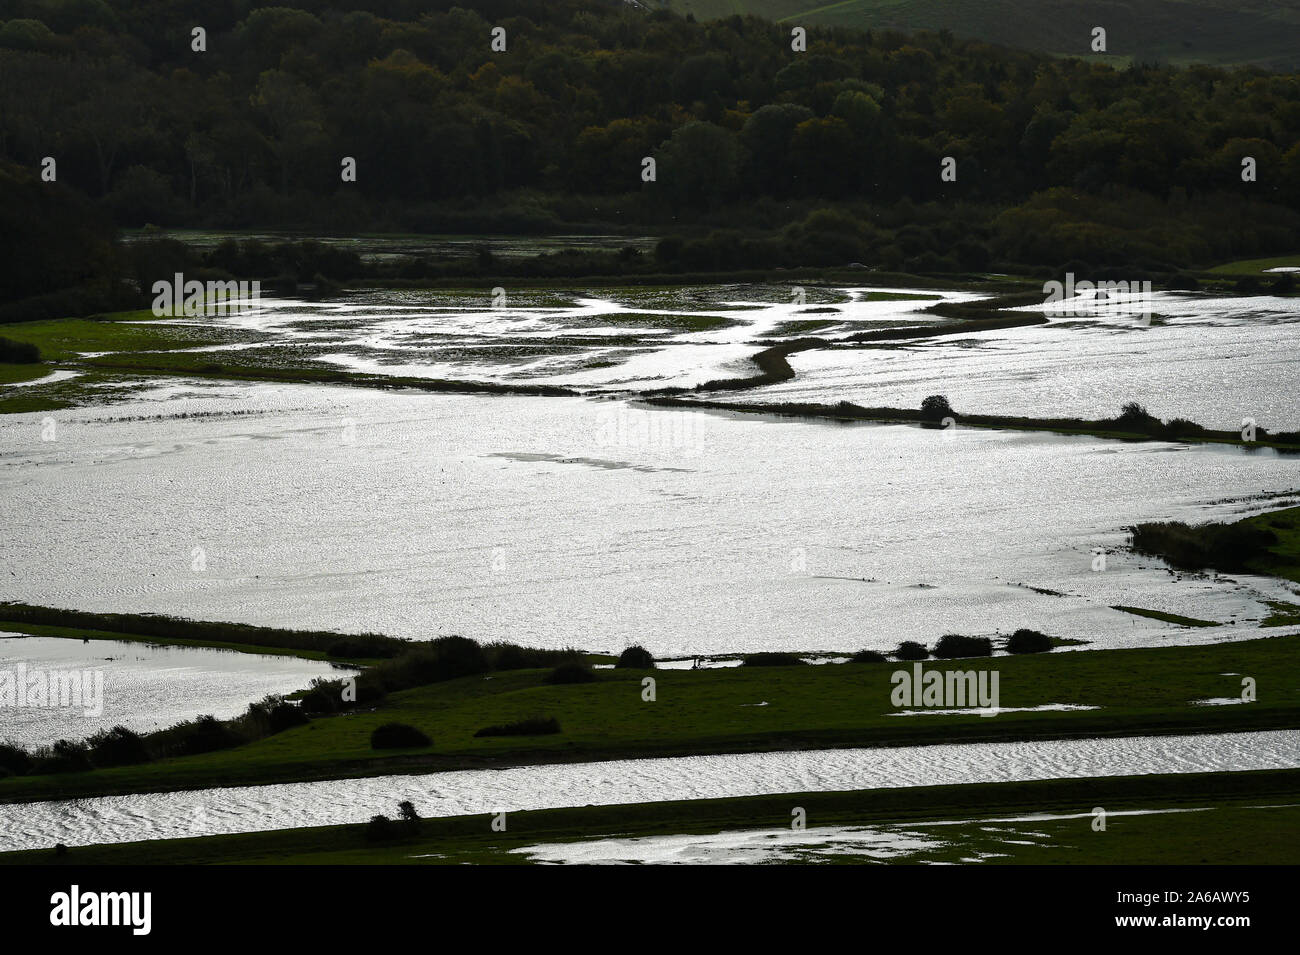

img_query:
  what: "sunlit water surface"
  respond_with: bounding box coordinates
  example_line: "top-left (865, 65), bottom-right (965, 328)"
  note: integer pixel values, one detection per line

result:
top-left (0, 635), bottom-right (337, 748)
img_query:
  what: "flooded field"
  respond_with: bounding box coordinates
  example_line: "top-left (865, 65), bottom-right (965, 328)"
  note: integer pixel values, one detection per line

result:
top-left (0, 382), bottom-right (1296, 656)
top-left (0, 634), bottom-right (337, 749)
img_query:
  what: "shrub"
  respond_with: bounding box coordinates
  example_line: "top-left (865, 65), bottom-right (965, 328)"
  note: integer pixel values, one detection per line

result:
top-left (486, 642), bottom-right (582, 670)
top-left (849, 649), bottom-right (888, 663)
top-left (169, 715), bottom-right (240, 756)
top-left (0, 336), bottom-right (40, 363)
top-left (741, 652), bottom-right (806, 666)
top-left (36, 739), bottom-right (92, 773)
top-left (1114, 402), bottom-right (1160, 433)
top-left (0, 743), bottom-right (33, 776)
top-left (268, 702), bottom-right (309, 733)
top-left (892, 640), bottom-right (930, 661)
top-left (1162, 417), bottom-right (1207, 439)
top-left (85, 726), bottom-right (151, 767)
top-left (474, 716), bottom-right (562, 737)
top-left (920, 394), bottom-right (954, 422)
top-left (1130, 519), bottom-right (1278, 573)
top-left (370, 722), bottom-right (431, 749)
top-left (932, 634), bottom-right (994, 658)
top-left (398, 800), bottom-right (421, 833)
top-left (615, 645), bottom-right (655, 669)
top-left (545, 662), bottom-right (598, 684)
top-left (365, 814), bottom-right (398, 842)
top-left (1005, 629), bottom-right (1054, 654)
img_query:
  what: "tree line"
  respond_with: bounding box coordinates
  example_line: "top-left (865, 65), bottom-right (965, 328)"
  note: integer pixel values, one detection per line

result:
top-left (2, 0), bottom-right (1299, 308)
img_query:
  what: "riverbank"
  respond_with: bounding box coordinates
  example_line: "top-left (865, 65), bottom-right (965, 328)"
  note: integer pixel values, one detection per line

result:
top-left (4, 767), bottom-right (1295, 865)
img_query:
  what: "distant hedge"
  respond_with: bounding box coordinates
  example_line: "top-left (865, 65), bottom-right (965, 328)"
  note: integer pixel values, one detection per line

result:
top-left (741, 652), bottom-right (806, 667)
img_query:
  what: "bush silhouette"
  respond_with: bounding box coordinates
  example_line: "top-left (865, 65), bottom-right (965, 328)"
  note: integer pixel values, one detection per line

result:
top-left (1005, 629), bottom-right (1054, 654)
top-left (849, 649), bottom-right (888, 663)
top-left (616, 645), bottom-right (655, 669)
top-left (920, 394), bottom-right (954, 422)
top-left (85, 726), bottom-right (150, 767)
top-left (741, 652), bottom-right (806, 666)
top-left (370, 722), bottom-right (431, 749)
top-left (1131, 519), bottom-right (1277, 573)
top-left (933, 634), bottom-right (994, 658)
top-left (365, 814), bottom-right (398, 842)
top-left (545, 662), bottom-right (597, 684)
top-left (893, 641), bottom-right (930, 661)
top-left (0, 336), bottom-right (40, 363)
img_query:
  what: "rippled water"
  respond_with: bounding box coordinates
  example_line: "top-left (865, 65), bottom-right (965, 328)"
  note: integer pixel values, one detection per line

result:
top-left (1, 382), bottom-right (1296, 655)
top-left (0, 634), bottom-right (337, 748)
top-left (1, 730), bottom-right (1293, 851)
top-left (754, 292), bottom-right (1300, 431)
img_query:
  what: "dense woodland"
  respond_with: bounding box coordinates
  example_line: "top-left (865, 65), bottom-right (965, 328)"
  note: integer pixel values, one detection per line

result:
top-left (1, 0), bottom-right (1299, 309)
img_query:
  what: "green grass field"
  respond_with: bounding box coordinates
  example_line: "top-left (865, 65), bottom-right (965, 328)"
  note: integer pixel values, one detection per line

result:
top-left (1208, 255), bottom-right (1300, 276)
top-left (0, 363), bottom-right (50, 385)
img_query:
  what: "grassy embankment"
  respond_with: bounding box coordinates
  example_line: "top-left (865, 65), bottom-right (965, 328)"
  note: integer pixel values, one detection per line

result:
top-left (1, 608), bottom-right (1297, 803)
top-left (4, 768), bottom-right (1297, 865)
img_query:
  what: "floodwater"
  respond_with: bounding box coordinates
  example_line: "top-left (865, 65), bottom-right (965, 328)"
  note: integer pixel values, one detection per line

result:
top-left (0, 634), bottom-right (338, 749)
top-left (511, 806), bottom-right (1222, 865)
top-left (0, 729), bottom-right (1293, 851)
top-left (0, 382), bottom-right (1296, 656)
top-left (754, 291), bottom-right (1300, 431)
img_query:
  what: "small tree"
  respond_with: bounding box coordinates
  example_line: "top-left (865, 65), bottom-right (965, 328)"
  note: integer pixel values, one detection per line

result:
top-left (365, 814), bottom-right (397, 842)
top-left (849, 649), bottom-right (887, 663)
top-left (893, 640), bottom-right (930, 661)
top-left (1005, 629), bottom-right (1053, 654)
top-left (920, 395), bottom-right (953, 422)
top-left (616, 645), bottom-right (655, 669)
